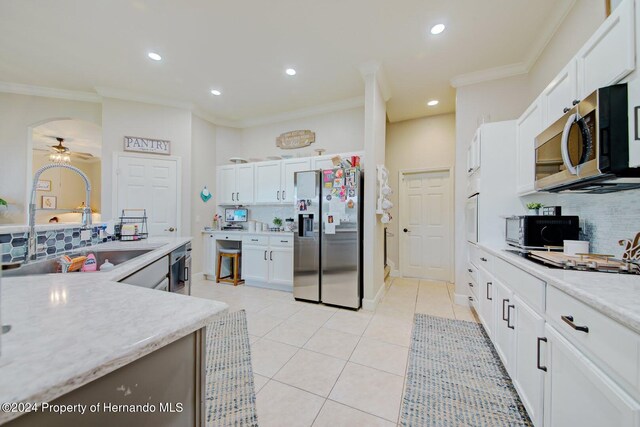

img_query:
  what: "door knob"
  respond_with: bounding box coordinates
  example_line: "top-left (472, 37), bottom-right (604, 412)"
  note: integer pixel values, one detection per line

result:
top-left (403, 228), bottom-right (409, 233)
top-left (165, 227), bottom-right (176, 232)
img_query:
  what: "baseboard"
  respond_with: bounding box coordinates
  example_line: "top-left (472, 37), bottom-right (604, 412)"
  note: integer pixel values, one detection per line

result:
top-left (362, 280), bottom-right (389, 311)
top-left (390, 269), bottom-right (401, 277)
top-left (454, 293), bottom-right (471, 306)
top-left (193, 272), bottom-right (205, 281)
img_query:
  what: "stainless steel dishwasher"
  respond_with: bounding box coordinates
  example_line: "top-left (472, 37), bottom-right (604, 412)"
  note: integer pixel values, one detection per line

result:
top-left (170, 242), bottom-right (191, 295)
top-left (119, 255), bottom-right (169, 291)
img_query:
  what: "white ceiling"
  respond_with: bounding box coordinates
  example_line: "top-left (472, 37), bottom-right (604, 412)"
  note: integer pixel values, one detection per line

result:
top-left (0, 0), bottom-right (573, 124)
top-left (32, 119), bottom-right (102, 158)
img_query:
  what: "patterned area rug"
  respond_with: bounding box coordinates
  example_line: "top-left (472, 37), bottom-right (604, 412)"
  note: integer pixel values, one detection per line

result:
top-left (400, 314), bottom-right (532, 427)
top-left (206, 310), bottom-right (258, 426)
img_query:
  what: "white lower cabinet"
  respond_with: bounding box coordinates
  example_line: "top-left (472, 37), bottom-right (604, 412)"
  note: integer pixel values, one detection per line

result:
top-left (477, 267), bottom-right (495, 338)
top-left (242, 245), bottom-right (270, 282)
top-left (493, 279), bottom-right (514, 370)
top-left (268, 246), bottom-right (293, 286)
top-left (203, 234), bottom-right (216, 277)
top-left (512, 294), bottom-right (545, 427)
top-left (543, 324), bottom-right (640, 427)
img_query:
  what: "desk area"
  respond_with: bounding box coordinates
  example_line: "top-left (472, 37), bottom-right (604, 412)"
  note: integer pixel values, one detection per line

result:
top-left (202, 230), bottom-right (294, 291)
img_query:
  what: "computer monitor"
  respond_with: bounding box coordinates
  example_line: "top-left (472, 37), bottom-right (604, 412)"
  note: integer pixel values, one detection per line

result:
top-left (225, 208), bottom-right (248, 222)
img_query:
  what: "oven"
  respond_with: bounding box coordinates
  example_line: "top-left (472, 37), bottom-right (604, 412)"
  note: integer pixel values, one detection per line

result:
top-left (169, 242), bottom-right (191, 295)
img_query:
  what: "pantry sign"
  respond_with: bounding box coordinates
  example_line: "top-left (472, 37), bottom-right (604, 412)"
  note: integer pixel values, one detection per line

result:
top-left (123, 136), bottom-right (171, 155)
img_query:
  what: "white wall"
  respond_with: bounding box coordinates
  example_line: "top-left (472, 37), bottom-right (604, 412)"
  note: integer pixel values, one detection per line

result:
top-left (0, 93), bottom-right (101, 224)
top-left (215, 126), bottom-right (242, 166)
top-left (101, 98), bottom-right (192, 235)
top-left (385, 113), bottom-right (456, 270)
top-left (216, 108), bottom-right (364, 164)
top-left (190, 114), bottom-right (217, 273)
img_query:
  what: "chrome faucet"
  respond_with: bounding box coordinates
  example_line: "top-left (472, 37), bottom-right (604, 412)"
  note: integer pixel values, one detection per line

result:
top-left (27, 163), bottom-right (92, 261)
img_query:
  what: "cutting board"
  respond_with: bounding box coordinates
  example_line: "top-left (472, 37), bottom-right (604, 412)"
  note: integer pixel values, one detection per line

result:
top-left (530, 250), bottom-right (625, 269)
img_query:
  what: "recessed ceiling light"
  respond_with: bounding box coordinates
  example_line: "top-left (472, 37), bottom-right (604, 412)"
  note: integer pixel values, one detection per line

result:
top-left (285, 68), bottom-right (297, 76)
top-left (210, 89), bottom-right (221, 96)
top-left (427, 100), bottom-right (439, 106)
top-left (147, 52), bottom-right (162, 61)
top-left (430, 24), bottom-right (445, 35)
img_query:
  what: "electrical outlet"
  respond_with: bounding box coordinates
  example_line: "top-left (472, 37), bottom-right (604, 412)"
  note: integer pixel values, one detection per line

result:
top-left (80, 230), bottom-right (91, 240)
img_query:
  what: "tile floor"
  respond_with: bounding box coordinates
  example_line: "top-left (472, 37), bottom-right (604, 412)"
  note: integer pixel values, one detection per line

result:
top-left (192, 276), bottom-right (478, 426)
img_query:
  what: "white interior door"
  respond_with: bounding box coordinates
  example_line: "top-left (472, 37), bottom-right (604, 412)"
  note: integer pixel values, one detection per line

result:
top-left (116, 154), bottom-right (180, 237)
top-left (400, 170), bottom-right (452, 281)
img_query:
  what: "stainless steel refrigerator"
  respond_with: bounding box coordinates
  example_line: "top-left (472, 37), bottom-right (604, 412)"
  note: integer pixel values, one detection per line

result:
top-left (293, 167), bottom-right (363, 309)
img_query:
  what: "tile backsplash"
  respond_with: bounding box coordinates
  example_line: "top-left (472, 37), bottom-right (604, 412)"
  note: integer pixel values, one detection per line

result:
top-left (217, 205), bottom-right (295, 229)
top-left (1, 226), bottom-right (113, 264)
top-left (559, 188), bottom-right (640, 257)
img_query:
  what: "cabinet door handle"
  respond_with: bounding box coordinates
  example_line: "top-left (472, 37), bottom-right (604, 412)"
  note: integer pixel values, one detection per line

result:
top-left (537, 337), bottom-right (548, 372)
top-left (507, 304), bottom-right (515, 329)
top-left (468, 282), bottom-right (474, 288)
top-left (264, 250), bottom-right (267, 261)
top-left (282, 190), bottom-right (286, 200)
top-left (251, 239), bottom-right (258, 242)
top-left (480, 257), bottom-right (488, 262)
top-left (467, 268), bottom-right (473, 273)
top-left (236, 192), bottom-right (240, 201)
top-left (502, 299), bottom-right (509, 321)
top-left (277, 191), bottom-right (280, 200)
top-left (563, 107), bottom-right (571, 113)
top-left (232, 192), bottom-right (235, 201)
top-left (280, 240), bottom-right (288, 243)
top-left (269, 251), bottom-right (273, 261)
top-left (486, 282), bottom-right (492, 301)
top-left (561, 315), bottom-right (589, 333)
top-left (468, 296), bottom-right (474, 302)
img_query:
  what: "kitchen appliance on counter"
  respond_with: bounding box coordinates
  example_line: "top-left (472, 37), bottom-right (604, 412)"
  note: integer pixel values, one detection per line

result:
top-left (535, 83), bottom-right (640, 193)
top-left (169, 242), bottom-right (191, 295)
top-left (293, 167), bottom-right (363, 309)
top-left (505, 249), bottom-right (640, 275)
top-left (505, 215), bottom-right (580, 250)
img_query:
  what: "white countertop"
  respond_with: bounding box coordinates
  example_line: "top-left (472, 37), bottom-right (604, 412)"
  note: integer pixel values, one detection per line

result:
top-left (478, 243), bottom-right (640, 335)
top-left (0, 237), bottom-right (228, 423)
top-left (202, 229), bottom-right (294, 236)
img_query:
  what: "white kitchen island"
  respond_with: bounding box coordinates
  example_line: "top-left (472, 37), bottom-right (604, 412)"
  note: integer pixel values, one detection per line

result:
top-left (0, 237), bottom-right (228, 426)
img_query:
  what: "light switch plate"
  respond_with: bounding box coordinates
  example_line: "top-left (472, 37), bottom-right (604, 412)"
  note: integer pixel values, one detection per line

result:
top-left (80, 230), bottom-right (91, 240)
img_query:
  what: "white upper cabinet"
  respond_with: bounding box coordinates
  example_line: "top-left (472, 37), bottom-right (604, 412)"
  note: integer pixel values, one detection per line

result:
top-left (516, 97), bottom-right (543, 195)
top-left (281, 158), bottom-right (311, 203)
top-left (235, 163), bottom-right (255, 204)
top-left (311, 155), bottom-right (336, 171)
top-left (217, 165), bottom-right (237, 205)
top-left (542, 60), bottom-right (578, 128)
top-left (217, 163), bottom-right (255, 205)
top-left (576, 0), bottom-right (636, 99)
top-left (254, 161), bottom-right (282, 204)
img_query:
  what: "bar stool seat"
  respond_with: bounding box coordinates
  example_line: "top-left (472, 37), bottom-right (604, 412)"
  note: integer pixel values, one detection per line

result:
top-left (216, 248), bottom-right (244, 286)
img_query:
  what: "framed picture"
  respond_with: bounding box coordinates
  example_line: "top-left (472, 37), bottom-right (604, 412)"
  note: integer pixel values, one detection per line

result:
top-left (36, 180), bottom-right (51, 191)
top-left (41, 195), bottom-right (57, 210)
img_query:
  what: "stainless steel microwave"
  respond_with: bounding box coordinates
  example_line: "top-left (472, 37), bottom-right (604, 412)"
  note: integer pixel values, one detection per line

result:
top-left (534, 83), bottom-right (640, 193)
top-left (505, 216), bottom-right (580, 249)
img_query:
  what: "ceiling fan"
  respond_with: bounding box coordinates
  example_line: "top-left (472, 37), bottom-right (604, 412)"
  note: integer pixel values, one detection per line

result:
top-left (34, 136), bottom-right (95, 161)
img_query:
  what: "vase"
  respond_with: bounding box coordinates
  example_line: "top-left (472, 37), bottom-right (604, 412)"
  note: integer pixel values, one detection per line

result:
top-left (528, 209), bottom-right (539, 216)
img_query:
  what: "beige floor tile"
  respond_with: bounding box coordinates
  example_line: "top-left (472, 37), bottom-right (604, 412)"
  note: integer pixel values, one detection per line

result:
top-left (248, 334), bottom-right (260, 344)
top-left (253, 374), bottom-right (269, 393)
top-left (303, 327), bottom-right (361, 360)
top-left (392, 277), bottom-right (420, 287)
top-left (288, 305), bottom-right (336, 327)
top-left (245, 312), bottom-right (284, 337)
top-left (313, 400), bottom-right (396, 427)
top-left (250, 338), bottom-right (298, 378)
top-left (264, 318), bottom-right (321, 347)
top-left (379, 294), bottom-right (416, 310)
top-left (350, 337), bottom-right (409, 376)
top-left (256, 380), bottom-right (325, 427)
top-left (454, 304), bottom-right (479, 323)
top-left (363, 314), bottom-right (413, 347)
top-left (258, 301), bottom-right (304, 319)
top-left (329, 362), bottom-right (404, 423)
top-left (374, 303), bottom-right (415, 322)
top-left (274, 349), bottom-right (346, 397)
top-left (323, 309), bottom-right (373, 336)
top-left (415, 301), bottom-right (456, 319)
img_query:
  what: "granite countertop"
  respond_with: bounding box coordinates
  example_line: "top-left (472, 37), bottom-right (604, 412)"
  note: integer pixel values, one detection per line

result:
top-left (201, 229), bottom-right (294, 236)
top-left (0, 237), bottom-right (228, 423)
top-left (478, 243), bottom-right (640, 335)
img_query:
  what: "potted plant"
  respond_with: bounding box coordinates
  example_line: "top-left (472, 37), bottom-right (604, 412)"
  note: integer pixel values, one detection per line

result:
top-left (526, 202), bottom-right (543, 216)
top-left (273, 217), bottom-right (283, 231)
top-left (0, 198), bottom-right (7, 216)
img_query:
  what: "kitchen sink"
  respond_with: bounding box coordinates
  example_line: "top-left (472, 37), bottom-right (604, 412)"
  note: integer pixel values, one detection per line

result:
top-left (2, 249), bottom-right (154, 277)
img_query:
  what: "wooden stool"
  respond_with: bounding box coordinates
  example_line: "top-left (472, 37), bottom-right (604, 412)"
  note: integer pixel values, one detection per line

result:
top-left (216, 249), bottom-right (244, 286)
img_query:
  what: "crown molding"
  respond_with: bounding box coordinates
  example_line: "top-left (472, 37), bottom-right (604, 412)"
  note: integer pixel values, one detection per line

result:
top-left (359, 61), bottom-right (392, 102)
top-left (95, 86), bottom-right (194, 111)
top-left (450, 0), bottom-right (577, 88)
top-left (238, 96), bottom-right (365, 128)
top-left (0, 81), bottom-right (101, 103)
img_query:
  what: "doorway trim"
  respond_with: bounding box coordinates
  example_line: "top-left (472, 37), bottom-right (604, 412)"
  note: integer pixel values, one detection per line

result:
top-left (112, 151), bottom-right (182, 235)
top-left (398, 167), bottom-right (454, 282)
